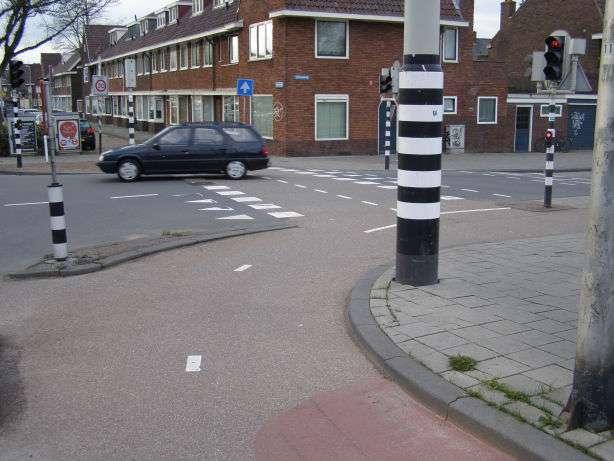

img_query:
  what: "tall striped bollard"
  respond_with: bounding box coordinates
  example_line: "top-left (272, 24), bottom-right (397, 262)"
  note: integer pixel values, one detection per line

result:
top-left (128, 94), bottom-right (135, 145)
top-left (48, 183), bottom-right (68, 261)
top-left (385, 100), bottom-right (392, 171)
top-left (396, 0), bottom-right (442, 286)
top-left (13, 95), bottom-right (22, 168)
top-left (544, 116), bottom-right (556, 208)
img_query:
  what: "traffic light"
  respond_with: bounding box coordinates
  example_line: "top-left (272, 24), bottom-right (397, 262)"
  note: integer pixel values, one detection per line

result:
top-left (380, 68), bottom-right (392, 94)
top-left (9, 60), bottom-right (25, 88)
top-left (543, 36), bottom-right (565, 81)
top-left (545, 128), bottom-right (555, 148)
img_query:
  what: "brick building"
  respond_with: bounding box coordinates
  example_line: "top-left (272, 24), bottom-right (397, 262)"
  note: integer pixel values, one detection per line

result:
top-left (485, 0), bottom-right (604, 152)
top-left (82, 0), bottom-right (514, 155)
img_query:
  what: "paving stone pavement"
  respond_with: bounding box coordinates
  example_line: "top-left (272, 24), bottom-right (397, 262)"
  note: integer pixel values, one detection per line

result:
top-left (371, 234), bottom-right (614, 459)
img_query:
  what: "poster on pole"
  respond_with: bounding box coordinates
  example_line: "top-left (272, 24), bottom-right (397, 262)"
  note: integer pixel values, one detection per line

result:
top-left (10, 120), bottom-right (37, 153)
top-left (56, 119), bottom-right (81, 151)
top-left (91, 75), bottom-right (108, 96)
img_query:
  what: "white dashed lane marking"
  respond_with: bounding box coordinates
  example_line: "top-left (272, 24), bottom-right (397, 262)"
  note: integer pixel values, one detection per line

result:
top-left (295, 184), bottom-right (307, 188)
top-left (493, 194), bottom-right (511, 198)
top-left (268, 211), bottom-right (304, 218)
top-left (441, 196), bottom-right (464, 201)
top-left (361, 201), bottom-right (379, 206)
top-left (234, 264), bottom-right (252, 272)
top-left (204, 185), bottom-right (230, 190)
top-left (337, 195), bottom-right (352, 200)
top-left (185, 355), bottom-right (202, 372)
top-left (217, 214), bottom-right (254, 220)
top-left (4, 201), bottom-right (48, 207)
top-left (314, 189), bottom-right (328, 194)
top-left (378, 185), bottom-right (397, 189)
top-left (355, 181), bottom-right (379, 185)
top-left (111, 194), bottom-right (158, 199)
top-left (249, 204), bottom-right (282, 210)
top-left (186, 199), bottom-right (216, 204)
top-left (460, 189), bottom-right (479, 193)
top-left (277, 179), bottom-right (288, 184)
top-left (217, 191), bottom-right (245, 196)
top-left (199, 206), bottom-right (234, 211)
top-left (231, 197), bottom-right (262, 203)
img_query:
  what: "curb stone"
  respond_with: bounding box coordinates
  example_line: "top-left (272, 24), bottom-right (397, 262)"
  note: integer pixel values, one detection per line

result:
top-left (7, 223), bottom-right (296, 280)
top-left (346, 265), bottom-right (592, 461)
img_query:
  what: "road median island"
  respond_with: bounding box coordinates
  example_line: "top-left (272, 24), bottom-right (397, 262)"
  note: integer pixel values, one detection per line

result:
top-left (347, 234), bottom-right (612, 460)
top-left (7, 223), bottom-right (296, 280)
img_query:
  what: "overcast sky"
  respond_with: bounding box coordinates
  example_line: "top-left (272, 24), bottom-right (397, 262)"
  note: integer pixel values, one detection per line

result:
top-left (18, 0), bottom-right (505, 64)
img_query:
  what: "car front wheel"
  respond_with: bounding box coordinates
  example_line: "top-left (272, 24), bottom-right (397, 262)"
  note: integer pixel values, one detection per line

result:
top-left (117, 159), bottom-right (141, 182)
top-left (226, 161), bottom-right (246, 180)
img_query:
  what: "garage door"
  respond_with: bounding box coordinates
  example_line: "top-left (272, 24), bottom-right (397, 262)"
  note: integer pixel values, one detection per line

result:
top-left (568, 105), bottom-right (596, 150)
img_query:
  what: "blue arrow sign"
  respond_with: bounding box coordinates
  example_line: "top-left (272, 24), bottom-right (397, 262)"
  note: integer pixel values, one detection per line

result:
top-left (237, 78), bottom-right (254, 96)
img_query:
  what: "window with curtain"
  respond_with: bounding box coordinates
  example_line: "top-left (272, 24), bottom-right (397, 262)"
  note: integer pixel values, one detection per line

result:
top-left (442, 28), bottom-right (458, 62)
top-left (315, 95), bottom-right (348, 140)
top-left (170, 96), bottom-right (179, 124)
top-left (223, 96), bottom-right (238, 122)
top-left (180, 44), bottom-right (188, 69)
top-left (155, 97), bottom-right (163, 120)
top-left (249, 21), bottom-right (273, 59)
top-left (229, 36), bottom-right (239, 63)
top-left (191, 41), bottom-right (200, 67)
top-left (316, 21), bottom-right (347, 58)
top-left (204, 41), bottom-right (213, 66)
top-left (192, 96), bottom-right (203, 122)
top-left (478, 97), bottom-right (497, 124)
top-left (251, 95), bottom-right (273, 138)
top-left (170, 47), bottom-right (177, 70)
top-left (160, 49), bottom-right (166, 71)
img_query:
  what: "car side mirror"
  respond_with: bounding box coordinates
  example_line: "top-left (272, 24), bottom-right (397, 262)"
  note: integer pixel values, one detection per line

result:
top-left (152, 143), bottom-right (160, 150)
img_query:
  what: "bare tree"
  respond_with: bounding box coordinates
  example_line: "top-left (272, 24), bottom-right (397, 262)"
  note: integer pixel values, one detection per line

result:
top-left (0, 0), bottom-right (86, 75)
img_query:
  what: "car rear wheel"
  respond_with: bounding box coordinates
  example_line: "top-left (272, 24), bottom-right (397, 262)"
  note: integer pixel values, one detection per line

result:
top-left (117, 159), bottom-right (141, 182)
top-left (226, 161), bottom-right (246, 180)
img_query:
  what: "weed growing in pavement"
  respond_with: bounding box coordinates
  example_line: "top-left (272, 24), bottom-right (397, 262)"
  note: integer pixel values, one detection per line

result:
top-left (449, 355), bottom-right (477, 372)
top-left (482, 378), bottom-right (532, 404)
top-left (538, 413), bottom-right (563, 429)
top-left (161, 230), bottom-right (193, 237)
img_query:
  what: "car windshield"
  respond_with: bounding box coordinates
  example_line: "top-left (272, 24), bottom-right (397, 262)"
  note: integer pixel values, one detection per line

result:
top-left (147, 127), bottom-right (175, 144)
top-left (222, 127), bottom-right (259, 142)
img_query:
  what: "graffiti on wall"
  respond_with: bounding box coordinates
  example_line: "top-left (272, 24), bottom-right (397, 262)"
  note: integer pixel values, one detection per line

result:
top-left (570, 111), bottom-right (586, 138)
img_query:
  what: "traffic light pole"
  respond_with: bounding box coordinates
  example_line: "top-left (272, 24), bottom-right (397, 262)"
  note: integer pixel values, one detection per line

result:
top-left (12, 92), bottom-right (22, 168)
top-left (544, 93), bottom-right (556, 208)
top-left (396, 0), bottom-right (442, 286)
top-left (384, 100), bottom-right (392, 171)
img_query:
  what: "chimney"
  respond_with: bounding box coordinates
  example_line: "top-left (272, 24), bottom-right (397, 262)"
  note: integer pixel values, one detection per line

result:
top-left (500, 0), bottom-right (517, 30)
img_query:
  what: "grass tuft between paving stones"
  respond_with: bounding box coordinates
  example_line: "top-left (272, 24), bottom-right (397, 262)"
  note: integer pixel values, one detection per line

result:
top-left (483, 378), bottom-right (532, 404)
top-left (449, 355), bottom-right (477, 372)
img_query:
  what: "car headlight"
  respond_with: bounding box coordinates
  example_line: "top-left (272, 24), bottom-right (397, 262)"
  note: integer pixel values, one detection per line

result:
top-left (98, 150), bottom-right (112, 161)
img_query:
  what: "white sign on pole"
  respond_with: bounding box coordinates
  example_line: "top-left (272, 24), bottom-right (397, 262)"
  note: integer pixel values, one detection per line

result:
top-left (91, 75), bottom-right (108, 96)
top-left (124, 59), bottom-right (137, 89)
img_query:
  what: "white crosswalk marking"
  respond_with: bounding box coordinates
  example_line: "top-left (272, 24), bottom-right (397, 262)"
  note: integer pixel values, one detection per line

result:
top-left (377, 185), bottom-right (397, 189)
top-left (493, 194), bottom-right (511, 198)
top-left (199, 206), bottom-right (234, 211)
top-left (186, 199), bottom-right (216, 203)
top-left (217, 214), bottom-right (254, 220)
top-left (268, 211), bottom-right (304, 218)
top-left (203, 185), bottom-right (230, 190)
top-left (249, 204), bottom-right (282, 210)
top-left (217, 191), bottom-right (245, 196)
top-left (231, 197), bottom-right (262, 203)
top-left (441, 196), bottom-right (464, 201)
top-left (355, 181), bottom-right (379, 185)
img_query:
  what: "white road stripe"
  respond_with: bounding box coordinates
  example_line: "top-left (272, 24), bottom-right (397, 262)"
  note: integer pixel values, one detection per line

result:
top-left (334, 177), bottom-right (355, 181)
top-left (217, 214), bottom-right (254, 220)
top-left (362, 201), bottom-right (379, 206)
top-left (277, 179), bottom-right (288, 184)
top-left (268, 211), bottom-right (304, 218)
top-left (232, 197), bottom-right (262, 203)
top-left (110, 194), bottom-right (158, 199)
top-left (234, 264), bottom-right (252, 272)
top-left (203, 185), bottom-right (230, 190)
top-left (493, 194), bottom-right (511, 198)
top-left (378, 185), bottom-right (397, 189)
top-left (296, 171), bottom-right (315, 175)
top-left (337, 195), bottom-right (352, 199)
top-left (217, 191), bottom-right (245, 196)
top-left (314, 189), bottom-right (328, 194)
top-left (295, 184), bottom-right (307, 188)
top-left (355, 181), bottom-right (379, 185)
top-left (441, 196), bottom-right (464, 201)
top-left (364, 224), bottom-right (397, 234)
top-left (460, 189), bottom-right (478, 193)
top-left (199, 207), bottom-right (234, 211)
top-left (249, 204), bottom-right (281, 210)
top-left (185, 355), bottom-right (202, 372)
top-left (186, 199), bottom-right (216, 203)
top-left (314, 174), bottom-right (334, 178)
top-left (4, 201), bottom-right (48, 207)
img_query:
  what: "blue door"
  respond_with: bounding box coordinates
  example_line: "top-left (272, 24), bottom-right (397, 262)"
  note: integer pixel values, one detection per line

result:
top-left (568, 105), bottom-right (596, 150)
top-left (378, 99), bottom-right (397, 155)
top-left (514, 106), bottom-right (531, 152)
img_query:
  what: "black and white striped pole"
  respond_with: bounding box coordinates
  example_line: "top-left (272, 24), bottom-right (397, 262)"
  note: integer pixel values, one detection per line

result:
top-left (544, 106), bottom-right (556, 208)
top-left (13, 92), bottom-right (22, 168)
top-left (48, 183), bottom-right (68, 260)
top-left (396, 0), bottom-right (442, 286)
top-left (128, 94), bottom-right (135, 145)
top-left (385, 100), bottom-right (392, 171)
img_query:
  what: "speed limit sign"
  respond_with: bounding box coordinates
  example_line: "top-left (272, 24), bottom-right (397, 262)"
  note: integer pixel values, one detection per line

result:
top-left (91, 76), bottom-right (108, 96)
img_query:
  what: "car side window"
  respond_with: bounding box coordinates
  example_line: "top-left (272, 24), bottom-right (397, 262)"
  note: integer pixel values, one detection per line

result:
top-left (157, 128), bottom-right (191, 145)
top-left (222, 127), bottom-right (259, 142)
top-left (193, 128), bottom-right (224, 145)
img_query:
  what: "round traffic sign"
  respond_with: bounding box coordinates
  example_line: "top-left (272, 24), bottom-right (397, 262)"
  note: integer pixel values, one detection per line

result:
top-left (95, 79), bottom-right (107, 93)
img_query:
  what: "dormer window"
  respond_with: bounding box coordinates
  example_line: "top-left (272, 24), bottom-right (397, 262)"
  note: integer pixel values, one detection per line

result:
top-left (157, 12), bottom-right (167, 29)
top-left (214, 0), bottom-right (233, 7)
top-left (140, 20), bottom-right (148, 35)
top-left (169, 6), bottom-right (178, 23)
top-left (193, 0), bottom-right (203, 15)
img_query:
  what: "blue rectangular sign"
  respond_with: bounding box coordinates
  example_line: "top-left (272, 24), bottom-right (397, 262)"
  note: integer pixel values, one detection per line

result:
top-left (293, 74), bottom-right (310, 81)
top-left (237, 78), bottom-right (254, 96)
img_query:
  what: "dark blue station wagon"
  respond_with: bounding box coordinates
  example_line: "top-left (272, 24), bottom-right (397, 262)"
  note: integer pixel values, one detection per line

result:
top-left (97, 122), bottom-right (269, 181)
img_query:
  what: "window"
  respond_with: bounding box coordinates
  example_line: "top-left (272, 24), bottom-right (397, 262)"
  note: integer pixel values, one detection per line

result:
top-left (180, 44), bottom-right (188, 69)
top-left (191, 41), bottom-right (200, 67)
top-left (442, 28), bottom-right (458, 62)
top-left (170, 47), bottom-right (177, 70)
top-left (204, 41), bottom-right (213, 66)
top-left (223, 96), bottom-right (238, 121)
top-left (316, 20), bottom-right (348, 58)
top-left (137, 55), bottom-right (143, 75)
top-left (170, 96), bottom-right (179, 124)
top-left (159, 48), bottom-right (167, 71)
top-left (477, 97), bottom-right (498, 124)
top-left (223, 127), bottom-right (259, 142)
top-left (135, 95), bottom-right (143, 120)
top-left (251, 95), bottom-right (273, 138)
top-left (179, 95), bottom-right (189, 123)
top-left (155, 97), bottom-right (163, 120)
top-left (193, 0), bottom-right (203, 14)
top-left (169, 6), bottom-right (178, 23)
top-left (315, 95), bottom-right (348, 140)
top-left (540, 104), bottom-right (563, 117)
top-left (152, 51), bottom-right (159, 72)
top-left (214, 0), bottom-right (233, 7)
top-left (192, 96), bottom-right (203, 122)
top-left (158, 127), bottom-right (191, 145)
top-left (144, 54), bottom-right (151, 74)
top-left (105, 97), bottom-right (112, 115)
top-left (147, 96), bottom-right (163, 120)
top-left (250, 21), bottom-right (273, 60)
top-left (113, 96), bottom-right (119, 116)
top-left (193, 127), bottom-right (223, 144)
top-left (140, 20), bottom-right (149, 36)
top-left (229, 35), bottom-right (239, 63)
top-left (157, 13), bottom-right (166, 29)
top-left (443, 96), bottom-right (457, 114)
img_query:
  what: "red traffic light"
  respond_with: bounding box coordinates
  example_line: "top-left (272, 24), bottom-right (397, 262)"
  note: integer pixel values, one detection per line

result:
top-left (545, 36), bottom-right (562, 50)
top-left (545, 131), bottom-right (553, 140)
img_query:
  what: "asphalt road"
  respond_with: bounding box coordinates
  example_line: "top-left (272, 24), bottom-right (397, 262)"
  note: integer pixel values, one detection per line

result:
top-left (0, 160), bottom-right (592, 459)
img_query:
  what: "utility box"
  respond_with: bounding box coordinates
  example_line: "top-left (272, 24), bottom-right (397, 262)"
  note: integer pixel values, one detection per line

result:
top-left (531, 51), bottom-right (547, 82)
top-left (568, 38), bottom-right (587, 56)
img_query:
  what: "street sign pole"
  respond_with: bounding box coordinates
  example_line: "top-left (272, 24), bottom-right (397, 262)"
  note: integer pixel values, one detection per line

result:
top-left (396, 0), bottom-right (442, 286)
top-left (544, 91), bottom-right (556, 208)
top-left (12, 90), bottom-right (22, 168)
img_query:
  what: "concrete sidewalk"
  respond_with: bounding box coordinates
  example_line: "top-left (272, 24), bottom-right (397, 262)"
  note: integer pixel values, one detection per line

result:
top-left (368, 234), bottom-right (614, 459)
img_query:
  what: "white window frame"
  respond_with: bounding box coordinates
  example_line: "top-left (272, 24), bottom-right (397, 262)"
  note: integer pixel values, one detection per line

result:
top-left (180, 43), bottom-right (189, 69)
top-left (477, 96), bottom-right (498, 125)
top-left (315, 19), bottom-right (349, 60)
top-left (157, 13), bottom-right (166, 29)
top-left (443, 96), bottom-right (457, 115)
top-left (249, 20), bottom-right (273, 61)
top-left (160, 48), bottom-right (167, 72)
top-left (203, 41), bottom-right (213, 67)
top-left (222, 95), bottom-right (239, 122)
top-left (214, 0), bottom-right (233, 8)
top-left (191, 41), bottom-right (200, 68)
top-left (228, 35), bottom-right (239, 64)
top-left (169, 6), bottom-right (178, 24)
top-left (152, 51), bottom-right (159, 73)
top-left (314, 94), bottom-right (349, 141)
top-left (192, 0), bottom-right (203, 15)
top-left (169, 47), bottom-right (178, 70)
top-left (442, 28), bottom-right (459, 63)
